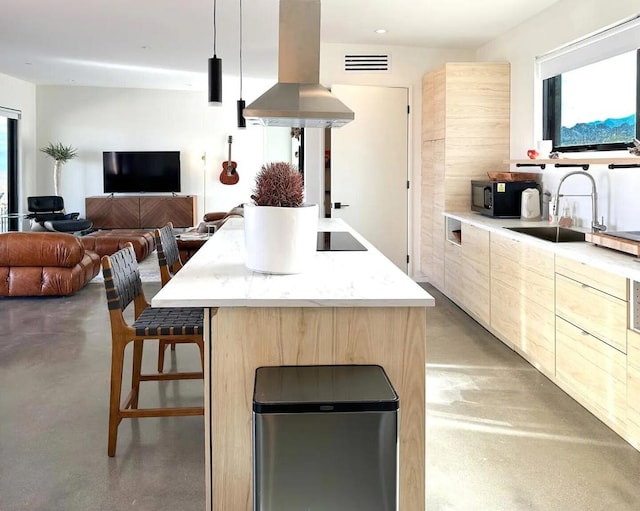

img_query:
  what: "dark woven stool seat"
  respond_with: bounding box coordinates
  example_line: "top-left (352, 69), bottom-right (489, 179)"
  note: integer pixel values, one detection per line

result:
top-left (134, 307), bottom-right (203, 336)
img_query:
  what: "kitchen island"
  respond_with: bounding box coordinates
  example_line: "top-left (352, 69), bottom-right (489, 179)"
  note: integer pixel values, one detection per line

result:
top-left (152, 217), bottom-right (434, 511)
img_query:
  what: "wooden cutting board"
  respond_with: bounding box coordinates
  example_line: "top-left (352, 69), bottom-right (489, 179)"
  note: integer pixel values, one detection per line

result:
top-left (487, 171), bottom-right (540, 182)
top-left (585, 232), bottom-right (640, 257)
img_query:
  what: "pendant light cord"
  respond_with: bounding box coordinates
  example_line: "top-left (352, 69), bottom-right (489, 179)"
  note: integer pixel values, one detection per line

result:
top-left (239, 0), bottom-right (243, 98)
top-left (213, 0), bottom-right (217, 55)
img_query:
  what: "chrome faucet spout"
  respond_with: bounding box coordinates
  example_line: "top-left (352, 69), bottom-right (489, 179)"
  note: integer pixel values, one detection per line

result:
top-left (554, 170), bottom-right (606, 232)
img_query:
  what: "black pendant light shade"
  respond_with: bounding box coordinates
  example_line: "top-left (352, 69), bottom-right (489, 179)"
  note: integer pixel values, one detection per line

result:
top-left (208, 56), bottom-right (222, 105)
top-left (237, 99), bottom-right (246, 128)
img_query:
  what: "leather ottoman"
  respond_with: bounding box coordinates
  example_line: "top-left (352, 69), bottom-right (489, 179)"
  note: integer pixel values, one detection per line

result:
top-left (80, 229), bottom-right (155, 262)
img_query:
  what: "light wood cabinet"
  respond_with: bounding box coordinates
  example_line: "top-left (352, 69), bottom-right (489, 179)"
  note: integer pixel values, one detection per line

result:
top-left (627, 329), bottom-right (640, 445)
top-left (444, 238), bottom-right (463, 305)
top-left (555, 256), bottom-right (628, 354)
top-left (555, 273), bottom-right (627, 353)
top-left (555, 255), bottom-right (627, 300)
top-left (86, 195), bottom-right (197, 229)
top-left (489, 230), bottom-right (555, 375)
top-left (460, 223), bottom-right (490, 325)
top-left (445, 222), bottom-right (490, 325)
top-left (421, 62), bottom-right (510, 288)
top-left (554, 256), bottom-right (629, 435)
top-left (556, 317), bottom-right (627, 428)
top-left (443, 217), bottom-right (640, 451)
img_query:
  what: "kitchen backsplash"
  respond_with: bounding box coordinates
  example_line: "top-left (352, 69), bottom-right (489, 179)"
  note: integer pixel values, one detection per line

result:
top-left (540, 164), bottom-right (640, 231)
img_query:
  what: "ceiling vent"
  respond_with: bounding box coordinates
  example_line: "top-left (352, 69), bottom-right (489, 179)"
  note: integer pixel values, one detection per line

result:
top-left (344, 54), bottom-right (391, 73)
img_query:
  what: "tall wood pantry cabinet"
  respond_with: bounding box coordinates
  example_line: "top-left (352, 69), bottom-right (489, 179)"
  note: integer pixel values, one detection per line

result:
top-left (421, 62), bottom-right (510, 290)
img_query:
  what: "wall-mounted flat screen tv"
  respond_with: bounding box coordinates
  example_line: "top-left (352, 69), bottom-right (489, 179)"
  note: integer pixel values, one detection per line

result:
top-left (103, 151), bottom-right (181, 193)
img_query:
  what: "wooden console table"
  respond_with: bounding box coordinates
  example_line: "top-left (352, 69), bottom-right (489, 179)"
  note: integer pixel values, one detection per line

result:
top-left (86, 195), bottom-right (197, 229)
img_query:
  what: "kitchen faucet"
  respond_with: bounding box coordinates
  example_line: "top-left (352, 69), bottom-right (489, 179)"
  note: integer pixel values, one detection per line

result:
top-left (554, 170), bottom-right (606, 232)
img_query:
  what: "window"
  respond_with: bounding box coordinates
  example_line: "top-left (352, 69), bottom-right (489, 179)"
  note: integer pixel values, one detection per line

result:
top-left (543, 49), bottom-right (639, 152)
top-left (0, 113), bottom-right (19, 232)
top-left (0, 117), bottom-right (7, 213)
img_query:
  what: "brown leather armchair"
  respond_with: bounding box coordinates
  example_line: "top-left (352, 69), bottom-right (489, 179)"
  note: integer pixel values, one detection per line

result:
top-left (0, 232), bottom-right (101, 296)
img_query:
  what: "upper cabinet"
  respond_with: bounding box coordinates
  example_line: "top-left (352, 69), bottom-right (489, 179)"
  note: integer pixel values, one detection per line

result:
top-left (421, 62), bottom-right (511, 289)
top-left (422, 66), bottom-right (445, 142)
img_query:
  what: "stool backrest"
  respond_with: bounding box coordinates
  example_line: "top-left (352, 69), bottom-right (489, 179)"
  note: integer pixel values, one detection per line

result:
top-left (101, 244), bottom-right (147, 321)
top-left (155, 222), bottom-right (182, 287)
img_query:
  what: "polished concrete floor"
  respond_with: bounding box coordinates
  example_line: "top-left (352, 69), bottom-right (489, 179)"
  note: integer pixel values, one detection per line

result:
top-left (425, 285), bottom-right (640, 510)
top-left (1, 281), bottom-right (640, 510)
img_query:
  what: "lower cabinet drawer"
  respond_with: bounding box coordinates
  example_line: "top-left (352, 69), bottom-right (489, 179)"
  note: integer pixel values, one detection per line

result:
top-left (556, 317), bottom-right (626, 427)
top-left (628, 329), bottom-right (640, 435)
top-left (556, 254), bottom-right (627, 300)
top-left (556, 273), bottom-right (627, 353)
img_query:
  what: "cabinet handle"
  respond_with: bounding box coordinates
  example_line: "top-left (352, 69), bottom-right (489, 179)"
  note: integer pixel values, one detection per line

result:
top-left (581, 330), bottom-right (590, 336)
top-left (581, 283), bottom-right (589, 289)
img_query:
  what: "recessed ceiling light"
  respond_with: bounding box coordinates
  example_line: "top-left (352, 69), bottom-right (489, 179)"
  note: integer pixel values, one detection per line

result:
top-left (375, 29), bottom-right (387, 34)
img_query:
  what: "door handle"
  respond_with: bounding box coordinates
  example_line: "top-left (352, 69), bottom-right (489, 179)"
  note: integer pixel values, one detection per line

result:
top-left (333, 202), bottom-right (350, 209)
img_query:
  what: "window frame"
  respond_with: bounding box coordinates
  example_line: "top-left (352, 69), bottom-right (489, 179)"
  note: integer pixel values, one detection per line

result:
top-left (543, 49), bottom-right (640, 153)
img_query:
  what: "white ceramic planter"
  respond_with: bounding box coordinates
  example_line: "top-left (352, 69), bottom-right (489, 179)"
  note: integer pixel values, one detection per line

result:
top-left (244, 203), bottom-right (319, 274)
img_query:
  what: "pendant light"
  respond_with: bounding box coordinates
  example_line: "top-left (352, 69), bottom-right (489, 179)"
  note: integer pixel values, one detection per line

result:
top-left (208, 0), bottom-right (222, 105)
top-left (236, 0), bottom-right (246, 128)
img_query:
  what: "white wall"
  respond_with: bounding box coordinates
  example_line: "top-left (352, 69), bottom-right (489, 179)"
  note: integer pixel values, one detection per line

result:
top-left (320, 42), bottom-right (474, 276)
top-left (0, 72), bottom-right (37, 213)
top-left (36, 77), bottom-right (278, 219)
top-left (477, 0), bottom-right (640, 230)
top-left (30, 43), bottom-right (476, 275)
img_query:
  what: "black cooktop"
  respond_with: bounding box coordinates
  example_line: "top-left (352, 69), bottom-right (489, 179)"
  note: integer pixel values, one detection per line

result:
top-left (317, 231), bottom-right (367, 251)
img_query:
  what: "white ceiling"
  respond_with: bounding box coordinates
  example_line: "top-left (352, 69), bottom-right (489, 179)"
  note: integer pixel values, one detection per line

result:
top-left (0, 0), bottom-right (562, 91)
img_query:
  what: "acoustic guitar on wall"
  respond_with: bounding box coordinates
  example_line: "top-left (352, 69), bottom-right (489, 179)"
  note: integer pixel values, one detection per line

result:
top-left (220, 135), bottom-right (239, 185)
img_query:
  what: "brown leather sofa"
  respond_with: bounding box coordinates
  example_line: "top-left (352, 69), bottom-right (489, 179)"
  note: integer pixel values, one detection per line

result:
top-left (0, 232), bottom-right (101, 296)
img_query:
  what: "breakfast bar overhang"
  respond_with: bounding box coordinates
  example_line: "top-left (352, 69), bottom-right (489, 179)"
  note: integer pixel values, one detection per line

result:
top-left (152, 218), bottom-right (434, 511)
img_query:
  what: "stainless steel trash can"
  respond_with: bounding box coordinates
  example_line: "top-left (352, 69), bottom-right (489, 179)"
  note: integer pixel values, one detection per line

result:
top-left (253, 364), bottom-right (399, 511)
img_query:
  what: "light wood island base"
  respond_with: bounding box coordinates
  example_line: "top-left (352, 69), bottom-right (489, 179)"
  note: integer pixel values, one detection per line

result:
top-left (204, 306), bottom-right (427, 511)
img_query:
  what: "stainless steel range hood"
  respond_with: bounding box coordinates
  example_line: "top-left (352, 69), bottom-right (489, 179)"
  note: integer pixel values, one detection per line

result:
top-left (243, 0), bottom-right (354, 128)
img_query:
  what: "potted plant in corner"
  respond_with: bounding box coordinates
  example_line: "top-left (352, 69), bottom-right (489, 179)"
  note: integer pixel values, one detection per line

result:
top-left (40, 142), bottom-right (78, 196)
top-left (244, 161), bottom-right (318, 274)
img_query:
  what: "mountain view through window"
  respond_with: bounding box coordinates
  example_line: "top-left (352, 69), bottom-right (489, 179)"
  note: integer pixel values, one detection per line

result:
top-left (559, 51), bottom-right (636, 147)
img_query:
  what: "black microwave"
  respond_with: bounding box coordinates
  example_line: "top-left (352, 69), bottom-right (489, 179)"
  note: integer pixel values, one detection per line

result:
top-left (471, 180), bottom-right (539, 218)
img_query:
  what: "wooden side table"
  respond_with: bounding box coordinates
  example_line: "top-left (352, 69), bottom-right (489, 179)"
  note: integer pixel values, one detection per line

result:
top-left (176, 235), bottom-right (209, 262)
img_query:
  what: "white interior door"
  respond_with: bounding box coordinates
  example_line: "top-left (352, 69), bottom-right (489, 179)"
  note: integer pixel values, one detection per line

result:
top-left (331, 85), bottom-right (409, 271)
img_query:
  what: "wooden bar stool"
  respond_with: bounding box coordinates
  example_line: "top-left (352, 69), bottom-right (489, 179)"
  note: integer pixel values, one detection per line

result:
top-left (101, 243), bottom-right (204, 457)
top-left (154, 222), bottom-right (205, 372)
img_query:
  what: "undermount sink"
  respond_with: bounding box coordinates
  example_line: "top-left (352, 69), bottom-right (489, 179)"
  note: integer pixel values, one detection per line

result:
top-left (505, 226), bottom-right (586, 243)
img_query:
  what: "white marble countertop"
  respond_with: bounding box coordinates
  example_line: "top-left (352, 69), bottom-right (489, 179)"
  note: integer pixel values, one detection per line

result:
top-left (152, 218), bottom-right (434, 308)
top-left (445, 211), bottom-right (640, 282)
